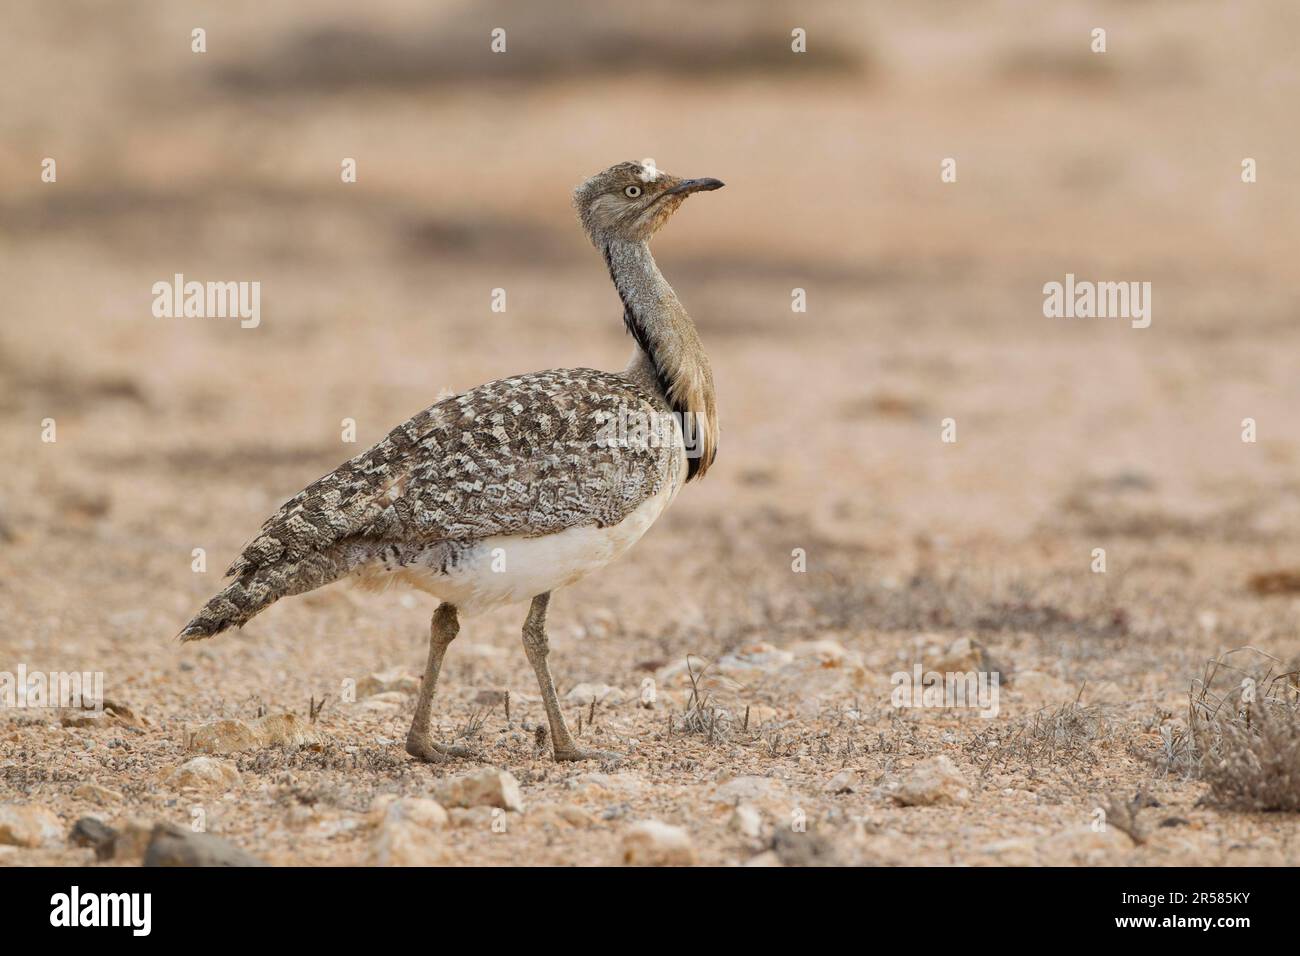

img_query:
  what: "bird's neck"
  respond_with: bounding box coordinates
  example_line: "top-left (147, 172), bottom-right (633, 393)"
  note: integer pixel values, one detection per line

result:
top-left (601, 237), bottom-right (717, 481)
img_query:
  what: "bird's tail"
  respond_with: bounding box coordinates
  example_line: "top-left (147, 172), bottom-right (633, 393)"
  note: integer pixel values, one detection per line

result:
top-left (178, 574), bottom-right (278, 641)
top-left (178, 550), bottom-right (354, 642)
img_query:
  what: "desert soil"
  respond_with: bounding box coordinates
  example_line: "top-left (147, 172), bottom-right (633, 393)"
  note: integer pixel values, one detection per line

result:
top-left (2, 1), bottom-right (1299, 865)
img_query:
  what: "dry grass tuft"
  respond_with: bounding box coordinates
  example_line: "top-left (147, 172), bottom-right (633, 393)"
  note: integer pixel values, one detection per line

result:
top-left (970, 687), bottom-right (1120, 774)
top-left (1163, 648), bottom-right (1300, 811)
top-left (675, 657), bottom-right (732, 744)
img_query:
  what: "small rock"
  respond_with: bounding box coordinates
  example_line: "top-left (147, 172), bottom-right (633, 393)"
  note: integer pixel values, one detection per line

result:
top-left (435, 768), bottom-right (525, 812)
top-left (729, 804), bottom-right (763, 838)
top-left (60, 700), bottom-right (144, 729)
top-left (0, 804), bottom-right (62, 848)
top-left (168, 756), bottom-right (242, 792)
top-left (368, 820), bottom-right (449, 866)
top-left (565, 683), bottom-right (626, 705)
top-left (68, 817), bottom-right (118, 860)
top-left (528, 803), bottom-right (596, 829)
top-left (368, 796), bottom-right (448, 831)
top-left (825, 769), bottom-right (860, 794)
top-left (712, 775), bottom-right (791, 814)
top-left (109, 818), bottom-right (156, 862)
top-left (356, 668), bottom-right (419, 698)
top-left (186, 719), bottom-right (260, 754)
top-left (143, 823), bottom-right (265, 867)
top-left (257, 713), bottom-right (320, 747)
top-left (366, 797), bottom-right (451, 865)
top-left (771, 828), bottom-right (840, 866)
top-left (73, 783), bottom-right (122, 806)
top-left (930, 635), bottom-right (982, 673)
top-left (447, 806), bottom-right (500, 830)
top-left (620, 820), bottom-right (696, 866)
top-left (187, 713), bottom-right (320, 754)
top-left (892, 756), bottom-right (971, 807)
top-left (744, 849), bottom-right (783, 867)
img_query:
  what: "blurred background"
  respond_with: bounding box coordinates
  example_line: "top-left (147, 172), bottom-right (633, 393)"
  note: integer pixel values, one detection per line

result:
top-left (3, 0), bottom-right (1300, 741)
top-left (5, 0), bottom-right (1300, 867)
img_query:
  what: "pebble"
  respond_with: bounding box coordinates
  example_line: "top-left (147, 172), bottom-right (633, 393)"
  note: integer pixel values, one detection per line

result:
top-left (368, 796), bottom-right (448, 831)
top-left (928, 635), bottom-right (983, 673)
top-left (368, 819), bottom-right (449, 866)
top-left (728, 804), bottom-right (763, 838)
top-left (435, 768), bottom-right (525, 812)
top-left (73, 783), bottom-right (122, 806)
top-left (892, 756), bottom-right (971, 807)
top-left (109, 818), bottom-right (156, 862)
top-left (825, 769), bottom-right (860, 794)
top-left (187, 713), bottom-right (320, 754)
top-left (68, 817), bottom-right (118, 860)
top-left (144, 823), bottom-right (265, 867)
top-left (0, 804), bottom-right (63, 848)
top-left (528, 803), bottom-right (595, 829)
top-left (167, 756), bottom-right (242, 791)
top-left (620, 820), bottom-right (696, 866)
top-left (356, 668), bottom-right (420, 698)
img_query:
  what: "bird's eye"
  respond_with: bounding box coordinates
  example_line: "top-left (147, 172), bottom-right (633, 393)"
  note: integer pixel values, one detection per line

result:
top-left (624, 185), bottom-right (642, 198)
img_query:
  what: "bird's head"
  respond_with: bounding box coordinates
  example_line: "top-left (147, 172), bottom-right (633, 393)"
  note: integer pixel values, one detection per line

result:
top-left (574, 160), bottom-right (724, 245)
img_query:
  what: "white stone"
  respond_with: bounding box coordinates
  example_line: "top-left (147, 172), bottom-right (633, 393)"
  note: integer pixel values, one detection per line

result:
top-left (620, 820), bottom-right (696, 866)
top-left (168, 756), bottom-right (242, 791)
top-left (893, 756), bottom-right (971, 807)
top-left (73, 783), bottom-right (122, 805)
top-left (728, 804), bottom-right (763, 838)
top-left (369, 796), bottom-right (449, 831)
top-left (0, 805), bottom-right (63, 848)
top-left (436, 768), bottom-right (525, 812)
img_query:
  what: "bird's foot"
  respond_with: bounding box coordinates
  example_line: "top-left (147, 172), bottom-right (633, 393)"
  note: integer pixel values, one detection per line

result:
top-left (406, 735), bottom-right (479, 763)
top-left (554, 746), bottom-right (623, 764)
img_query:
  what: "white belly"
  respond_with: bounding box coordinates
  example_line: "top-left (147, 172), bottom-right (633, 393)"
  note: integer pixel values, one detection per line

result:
top-left (351, 476), bottom-right (679, 615)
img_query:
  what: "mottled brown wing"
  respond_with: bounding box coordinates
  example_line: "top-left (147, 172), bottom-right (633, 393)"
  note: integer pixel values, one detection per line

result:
top-left (225, 368), bottom-right (675, 579)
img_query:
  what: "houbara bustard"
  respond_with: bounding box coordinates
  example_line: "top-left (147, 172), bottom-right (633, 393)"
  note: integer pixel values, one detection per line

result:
top-left (181, 161), bottom-right (723, 763)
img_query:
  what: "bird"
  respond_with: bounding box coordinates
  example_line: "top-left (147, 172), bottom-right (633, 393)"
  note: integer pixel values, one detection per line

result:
top-left (179, 160), bottom-right (723, 763)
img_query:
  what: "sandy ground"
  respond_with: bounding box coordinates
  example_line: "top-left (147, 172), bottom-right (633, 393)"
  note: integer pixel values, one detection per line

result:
top-left (2, 1), bottom-right (1300, 865)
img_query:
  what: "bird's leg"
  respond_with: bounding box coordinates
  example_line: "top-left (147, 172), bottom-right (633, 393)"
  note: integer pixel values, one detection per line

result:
top-left (521, 593), bottom-right (620, 763)
top-left (405, 602), bottom-right (476, 762)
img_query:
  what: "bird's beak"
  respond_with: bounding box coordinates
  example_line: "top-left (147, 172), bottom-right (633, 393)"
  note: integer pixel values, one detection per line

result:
top-left (664, 177), bottom-right (725, 197)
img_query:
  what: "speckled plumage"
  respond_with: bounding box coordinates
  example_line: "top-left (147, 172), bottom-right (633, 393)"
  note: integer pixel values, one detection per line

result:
top-left (181, 160), bottom-right (721, 653)
top-left (180, 369), bottom-right (679, 638)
